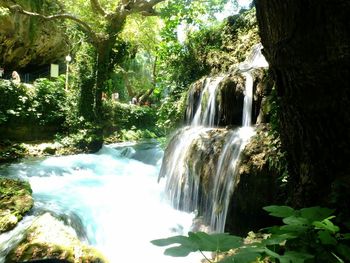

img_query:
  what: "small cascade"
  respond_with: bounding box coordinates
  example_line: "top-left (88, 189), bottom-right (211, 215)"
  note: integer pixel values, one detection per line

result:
top-left (191, 76), bottom-right (224, 127)
top-left (159, 127), bottom-right (211, 211)
top-left (208, 127), bottom-right (255, 232)
top-left (160, 43), bottom-right (268, 233)
top-left (242, 72), bottom-right (254, 127)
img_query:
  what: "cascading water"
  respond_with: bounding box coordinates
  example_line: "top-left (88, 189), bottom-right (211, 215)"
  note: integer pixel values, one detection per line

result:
top-left (159, 43), bottom-right (268, 233)
top-left (0, 142), bottom-right (204, 263)
top-left (192, 77), bottom-right (224, 127)
top-left (242, 72), bottom-right (253, 127)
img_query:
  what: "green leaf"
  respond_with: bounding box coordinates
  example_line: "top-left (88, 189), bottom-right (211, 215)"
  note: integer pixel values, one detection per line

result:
top-left (279, 251), bottom-right (314, 263)
top-left (264, 247), bottom-right (281, 259)
top-left (283, 216), bottom-right (309, 226)
top-left (219, 251), bottom-right (261, 263)
top-left (151, 235), bottom-right (193, 247)
top-left (263, 205), bottom-right (296, 218)
top-left (340, 233), bottom-right (350, 240)
top-left (164, 245), bottom-right (197, 257)
top-left (151, 232), bottom-right (243, 257)
top-left (279, 224), bottom-right (309, 234)
top-left (262, 233), bottom-right (297, 245)
top-left (336, 244), bottom-right (350, 260)
top-left (188, 232), bottom-right (243, 252)
top-left (313, 218), bottom-right (340, 233)
top-left (300, 207), bottom-right (334, 222)
top-left (318, 231), bottom-right (337, 245)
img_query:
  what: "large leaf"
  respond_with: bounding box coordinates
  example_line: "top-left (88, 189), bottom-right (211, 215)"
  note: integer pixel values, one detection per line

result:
top-left (336, 244), bottom-right (350, 260)
top-left (219, 247), bottom-right (265, 263)
top-left (151, 235), bottom-right (199, 257)
top-left (262, 233), bottom-right (297, 246)
top-left (313, 218), bottom-right (340, 233)
top-left (151, 232), bottom-right (243, 257)
top-left (279, 251), bottom-right (314, 263)
top-left (263, 205), bottom-right (296, 218)
top-left (151, 235), bottom-right (195, 247)
top-left (318, 230), bottom-right (337, 245)
top-left (188, 232), bottom-right (243, 252)
top-left (300, 207), bottom-right (334, 222)
top-left (283, 216), bottom-right (309, 226)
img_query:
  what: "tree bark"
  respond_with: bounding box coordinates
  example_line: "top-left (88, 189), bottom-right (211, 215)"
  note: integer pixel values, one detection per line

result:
top-left (255, 0), bottom-right (350, 212)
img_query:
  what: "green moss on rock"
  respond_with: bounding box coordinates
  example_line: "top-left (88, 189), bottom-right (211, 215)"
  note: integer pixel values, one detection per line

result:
top-left (0, 178), bottom-right (33, 233)
top-left (6, 213), bottom-right (108, 263)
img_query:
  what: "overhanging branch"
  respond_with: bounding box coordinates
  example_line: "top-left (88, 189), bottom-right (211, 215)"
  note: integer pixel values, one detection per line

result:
top-left (90, 0), bottom-right (107, 16)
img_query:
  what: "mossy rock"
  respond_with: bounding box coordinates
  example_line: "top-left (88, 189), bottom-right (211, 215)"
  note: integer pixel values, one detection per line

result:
top-left (6, 213), bottom-right (108, 263)
top-left (0, 177), bottom-right (33, 233)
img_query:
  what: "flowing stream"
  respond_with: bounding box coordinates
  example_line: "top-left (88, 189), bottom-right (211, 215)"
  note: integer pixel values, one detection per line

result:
top-left (0, 141), bottom-right (203, 263)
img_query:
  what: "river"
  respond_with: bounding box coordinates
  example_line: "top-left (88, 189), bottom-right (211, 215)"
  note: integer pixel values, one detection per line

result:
top-left (0, 141), bottom-right (203, 263)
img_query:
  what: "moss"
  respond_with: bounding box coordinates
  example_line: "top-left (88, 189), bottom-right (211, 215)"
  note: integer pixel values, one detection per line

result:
top-left (0, 178), bottom-right (33, 233)
top-left (6, 213), bottom-right (108, 263)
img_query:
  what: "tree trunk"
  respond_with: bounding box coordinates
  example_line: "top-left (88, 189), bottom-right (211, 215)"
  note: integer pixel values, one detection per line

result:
top-left (255, 0), bottom-right (350, 213)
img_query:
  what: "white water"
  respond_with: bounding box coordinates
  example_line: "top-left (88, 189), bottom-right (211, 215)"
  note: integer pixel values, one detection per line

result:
top-left (160, 43), bottom-right (269, 233)
top-left (192, 76), bottom-right (224, 127)
top-left (209, 127), bottom-right (254, 232)
top-left (238, 43), bottom-right (269, 72)
top-left (242, 71), bottom-right (254, 127)
top-left (0, 142), bottom-right (204, 263)
top-left (161, 127), bottom-right (211, 211)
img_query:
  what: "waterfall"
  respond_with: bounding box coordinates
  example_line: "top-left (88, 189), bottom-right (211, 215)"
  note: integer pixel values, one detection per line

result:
top-left (242, 72), bottom-right (253, 127)
top-left (160, 126), bottom-right (211, 211)
top-left (160, 43), bottom-right (268, 233)
top-left (192, 76), bottom-right (224, 127)
top-left (209, 127), bottom-right (254, 232)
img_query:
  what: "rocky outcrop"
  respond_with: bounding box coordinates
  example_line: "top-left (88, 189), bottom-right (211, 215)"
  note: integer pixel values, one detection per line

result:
top-left (225, 124), bottom-right (287, 235)
top-left (0, 0), bottom-right (69, 72)
top-left (184, 68), bottom-right (268, 127)
top-left (5, 213), bottom-right (108, 263)
top-left (0, 178), bottom-right (33, 233)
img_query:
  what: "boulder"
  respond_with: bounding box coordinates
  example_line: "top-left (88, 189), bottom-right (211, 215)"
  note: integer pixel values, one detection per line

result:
top-left (5, 213), bottom-right (108, 263)
top-left (0, 178), bottom-right (33, 233)
top-left (225, 124), bottom-right (287, 235)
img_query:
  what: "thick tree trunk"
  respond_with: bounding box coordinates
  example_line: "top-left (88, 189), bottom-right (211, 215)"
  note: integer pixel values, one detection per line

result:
top-left (255, 0), bottom-right (350, 213)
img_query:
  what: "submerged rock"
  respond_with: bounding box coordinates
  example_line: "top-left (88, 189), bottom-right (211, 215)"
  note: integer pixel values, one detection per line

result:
top-left (5, 213), bottom-right (108, 263)
top-left (0, 178), bottom-right (33, 233)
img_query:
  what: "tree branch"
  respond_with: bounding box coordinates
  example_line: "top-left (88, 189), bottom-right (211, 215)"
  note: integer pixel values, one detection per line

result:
top-left (6, 4), bottom-right (99, 44)
top-left (90, 0), bottom-right (107, 16)
top-left (119, 0), bottom-right (165, 17)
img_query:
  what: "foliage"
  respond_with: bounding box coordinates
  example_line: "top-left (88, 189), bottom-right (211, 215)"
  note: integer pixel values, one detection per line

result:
top-left (154, 7), bottom-right (259, 130)
top-left (0, 78), bottom-right (66, 126)
top-left (99, 100), bottom-right (160, 141)
top-left (0, 141), bottom-right (28, 163)
top-left (156, 91), bottom-right (188, 133)
top-left (57, 124), bottom-right (103, 153)
top-left (117, 128), bottom-right (158, 142)
top-left (107, 102), bottom-right (158, 131)
top-left (152, 206), bottom-right (350, 263)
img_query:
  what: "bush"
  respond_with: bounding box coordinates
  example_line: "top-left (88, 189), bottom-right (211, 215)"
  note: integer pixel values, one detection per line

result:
top-left (0, 77), bottom-right (67, 126)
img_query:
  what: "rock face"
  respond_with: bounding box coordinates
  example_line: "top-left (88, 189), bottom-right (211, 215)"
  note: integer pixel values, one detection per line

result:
top-left (184, 69), bottom-right (268, 127)
top-left (0, 178), bottom-right (33, 233)
top-left (5, 213), bottom-right (108, 263)
top-left (255, 0), bottom-right (350, 214)
top-left (225, 124), bottom-right (286, 235)
top-left (0, 0), bottom-right (69, 72)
